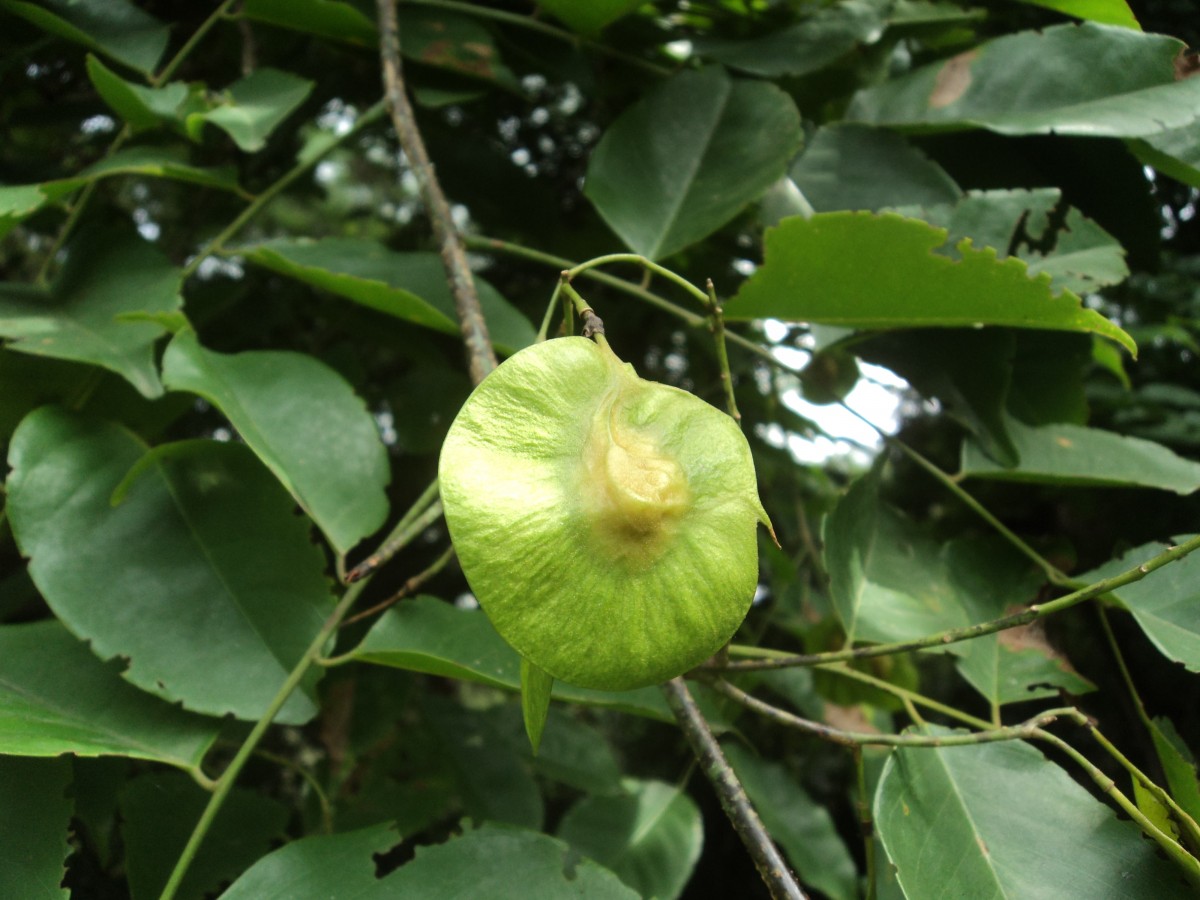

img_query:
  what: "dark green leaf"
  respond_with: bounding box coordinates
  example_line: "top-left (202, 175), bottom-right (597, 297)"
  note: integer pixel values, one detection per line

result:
top-left (1131, 124), bottom-right (1200, 189)
top-left (0, 620), bottom-right (219, 771)
top-left (86, 55), bottom-right (202, 131)
top-left (189, 68), bottom-right (314, 152)
top-left (120, 772), bottom-right (289, 900)
top-left (788, 123), bottom-right (962, 213)
top-left (1080, 538), bottom-right (1200, 670)
top-left (585, 66), bottom-right (802, 260)
top-left (2, 0), bottom-right (169, 73)
top-left (6, 409), bottom-right (334, 723)
top-left (350, 597), bottom-right (676, 720)
top-left (697, 1), bottom-right (886, 77)
top-left (1149, 717), bottom-right (1200, 827)
top-left (239, 238), bottom-right (535, 355)
top-left (877, 731), bottom-right (1187, 897)
top-left (0, 230), bottom-right (182, 398)
top-left (847, 23), bottom-right (1199, 137)
top-left (557, 779), bottom-right (703, 900)
top-left (724, 744), bottom-right (858, 900)
top-left (0, 756), bottom-right (71, 900)
top-left (423, 697), bottom-right (543, 830)
top-left (961, 416), bottom-right (1200, 493)
top-left (220, 822), bottom-right (403, 899)
top-left (241, 0), bottom-right (377, 44)
top-left (162, 330), bottom-right (390, 555)
top-left (727, 212), bottom-right (1136, 354)
top-left (536, 0), bottom-right (644, 34)
top-left (400, 9), bottom-right (518, 89)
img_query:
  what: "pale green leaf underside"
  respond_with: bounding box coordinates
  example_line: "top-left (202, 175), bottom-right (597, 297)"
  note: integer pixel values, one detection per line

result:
top-left (961, 415), bottom-right (1200, 494)
top-left (727, 212), bottom-right (1135, 354)
top-left (162, 329), bottom-right (391, 556)
top-left (1081, 538), bottom-right (1200, 671)
top-left (1013, 0), bottom-right (1140, 30)
top-left (877, 731), bottom-right (1186, 897)
top-left (239, 237), bottom-right (535, 355)
top-left (847, 23), bottom-right (1196, 137)
top-left (6, 409), bottom-right (334, 723)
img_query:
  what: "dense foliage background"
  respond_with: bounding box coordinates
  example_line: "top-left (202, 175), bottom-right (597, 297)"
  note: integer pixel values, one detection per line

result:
top-left (3, 0), bottom-right (1200, 897)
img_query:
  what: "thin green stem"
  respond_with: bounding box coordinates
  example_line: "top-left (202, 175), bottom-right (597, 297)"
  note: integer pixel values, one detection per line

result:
top-left (815, 663), bottom-right (991, 730)
top-left (344, 478), bottom-right (441, 583)
top-left (711, 533), bottom-right (1200, 672)
top-left (158, 484), bottom-right (440, 899)
top-left (1097, 605), bottom-right (1152, 727)
top-left (886, 437), bottom-right (1070, 586)
top-left (248, 747), bottom-right (335, 835)
top-left (182, 99), bottom-right (388, 279)
top-left (565, 253), bottom-right (710, 306)
top-left (340, 543), bottom-right (455, 628)
top-left (1035, 729), bottom-right (1200, 888)
top-left (560, 281), bottom-right (606, 343)
top-left (706, 278), bottom-right (741, 420)
top-left (714, 677), bottom-right (1072, 748)
top-left (153, 0), bottom-right (238, 86)
top-left (536, 280), bottom-right (564, 342)
top-left (405, 0), bottom-right (673, 77)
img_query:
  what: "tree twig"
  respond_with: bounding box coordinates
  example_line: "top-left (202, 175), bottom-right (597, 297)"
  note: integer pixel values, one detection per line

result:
top-left (709, 532), bottom-right (1200, 671)
top-left (660, 678), bottom-right (807, 900)
top-left (341, 544), bottom-right (455, 626)
top-left (377, 0), bottom-right (496, 385)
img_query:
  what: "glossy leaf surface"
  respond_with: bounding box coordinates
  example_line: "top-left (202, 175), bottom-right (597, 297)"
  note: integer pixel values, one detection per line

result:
top-left (162, 330), bottom-right (390, 555)
top-left (6, 409), bottom-right (333, 723)
top-left (585, 66), bottom-right (801, 260)
top-left (727, 213), bottom-right (1136, 353)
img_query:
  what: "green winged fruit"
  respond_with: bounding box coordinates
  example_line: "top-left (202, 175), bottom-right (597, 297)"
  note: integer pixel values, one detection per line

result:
top-left (439, 336), bottom-right (772, 690)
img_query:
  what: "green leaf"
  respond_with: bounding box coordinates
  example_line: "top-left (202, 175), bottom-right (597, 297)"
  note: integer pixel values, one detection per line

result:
top-left (696, 1), bottom-right (886, 77)
top-left (1014, 0), bottom-right (1140, 29)
top-left (520, 658), bottom-right (554, 755)
top-left (523, 710), bottom-right (624, 795)
top-left (400, 9), bottom-right (518, 89)
top-left (86, 54), bottom-right (200, 131)
top-left (1131, 124), bottom-right (1200, 189)
top-left (350, 596), bottom-right (677, 721)
top-left (0, 230), bottom-right (182, 398)
top-left (6, 409), bottom-right (334, 723)
top-left (585, 66), bottom-right (802, 260)
top-left (120, 772), bottom-right (289, 900)
top-left (894, 189), bottom-right (1129, 295)
top-left (876, 731), bottom-right (1187, 897)
top-left (161, 330), bottom-right (390, 555)
top-left (1149, 717), bottom-right (1200, 828)
top-left (241, 0), bottom-right (377, 44)
top-left (1080, 538), bottom-right (1200, 670)
top-left (536, 0), bottom-right (644, 34)
top-left (225, 820), bottom-right (639, 899)
top-left (724, 744), bottom-right (858, 900)
top-left (0, 620), bottom-right (219, 771)
top-left (961, 415), bottom-right (1200, 493)
top-left (239, 238), bottom-right (535, 355)
top-left (189, 68), bottom-right (314, 152)
top-left (557, 779), bottom-right (703, 900)
top-left (846, 23), bottom-right (1200, 137)
top-left (0, 756), bottom-right (72, 900)
top-left (220, 822), bottom-right (403, 899)
top-left (726, 212), bottom-right (1136, 355)
top-left (788, 123), bottom-right (961, 213)
top-left (423, 697), bottom-right (543, 830)
top-left (2, 0), bottom-right (169, 73)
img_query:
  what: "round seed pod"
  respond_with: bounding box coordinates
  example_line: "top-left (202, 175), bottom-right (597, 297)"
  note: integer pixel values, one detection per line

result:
top-left (439, 336), bottom-right (771, 690)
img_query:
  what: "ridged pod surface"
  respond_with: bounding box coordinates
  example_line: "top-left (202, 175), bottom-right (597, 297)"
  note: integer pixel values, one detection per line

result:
top-left (439, 336), bottom-right (771, 690)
